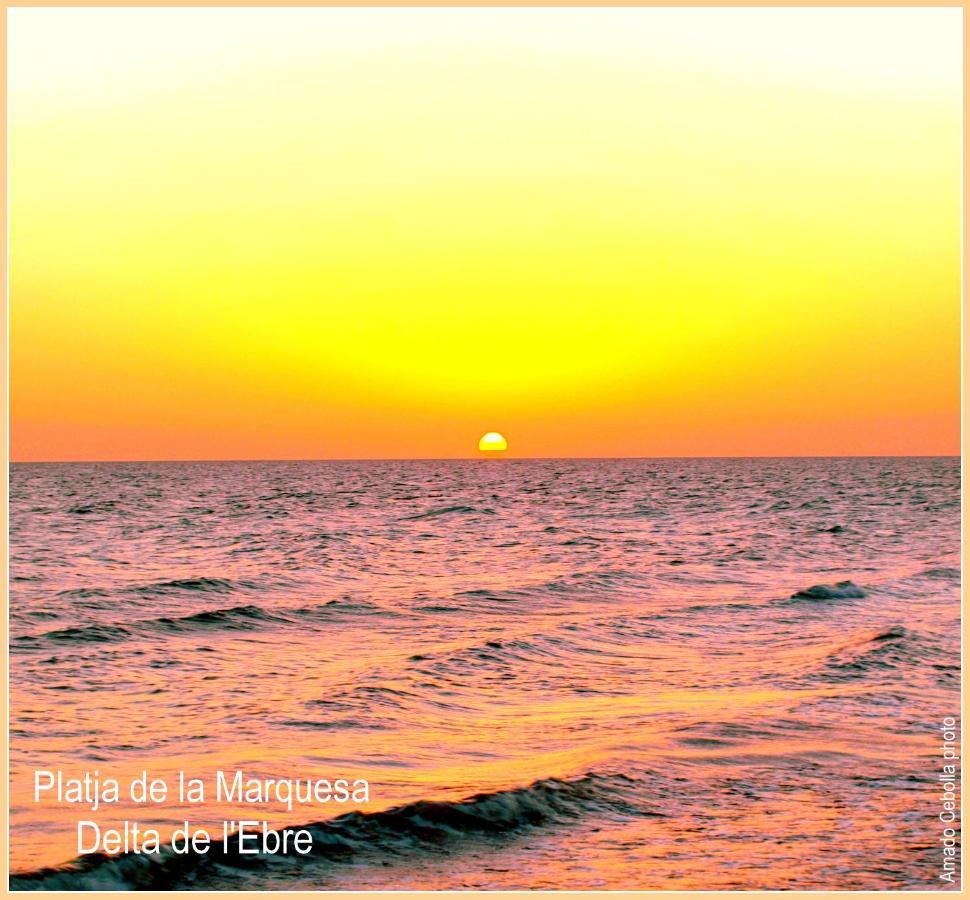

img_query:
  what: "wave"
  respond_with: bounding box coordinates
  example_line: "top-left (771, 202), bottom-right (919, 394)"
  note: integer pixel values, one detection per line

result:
top-left (131, 577), bottom-right (240, 595)
top-left (157, 604), bottom-right (281, 630)
top-left (10, 773), bottom-right (647, 891)
top-left (66, 501), bottom-right (120, 515)
top-left (15, 599), bottom-right (392, 647)
top-left (787, 580), bottom-right (866, 601)
top-left (55, 576), bottom-right (257, 603)
top-left (818, 625), bottom-right (914, 680)
top-left (402, 505), bottom-right (485, 520)
top-left (18, 623), bottom-right (134, 644)
top-left (408, 625), bottom-right (637, 684)
top-left (918, 567), bottom-right (960, 581)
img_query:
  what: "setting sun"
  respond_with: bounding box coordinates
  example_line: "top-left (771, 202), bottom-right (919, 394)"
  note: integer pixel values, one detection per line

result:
top-left (478, 432), bottom-right (508, 453)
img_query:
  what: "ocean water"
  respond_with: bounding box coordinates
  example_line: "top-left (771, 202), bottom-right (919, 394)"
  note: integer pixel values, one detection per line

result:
top-left (8, 457), bottom-right (961, 890)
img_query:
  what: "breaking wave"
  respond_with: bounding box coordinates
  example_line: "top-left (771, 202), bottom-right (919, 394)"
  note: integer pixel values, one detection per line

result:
top-left (787, 580), bottom-right (867, 601)
top-left (10, 773), bottom-right (647, 891)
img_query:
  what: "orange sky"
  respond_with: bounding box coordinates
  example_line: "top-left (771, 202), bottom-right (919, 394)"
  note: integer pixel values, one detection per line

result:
top-left (9, 8), bottom-right (961, 460)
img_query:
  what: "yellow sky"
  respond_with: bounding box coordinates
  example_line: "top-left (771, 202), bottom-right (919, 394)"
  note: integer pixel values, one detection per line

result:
top-left (10, 8), bottom-right (962, 460)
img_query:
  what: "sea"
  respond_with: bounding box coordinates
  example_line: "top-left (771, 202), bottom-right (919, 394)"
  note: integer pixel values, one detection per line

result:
top-left (8, 457), bottom-right (961, 890)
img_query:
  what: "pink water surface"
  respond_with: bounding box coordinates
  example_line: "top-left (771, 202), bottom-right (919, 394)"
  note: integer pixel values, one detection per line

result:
top-left (9, 457), bottom-right (961, 889)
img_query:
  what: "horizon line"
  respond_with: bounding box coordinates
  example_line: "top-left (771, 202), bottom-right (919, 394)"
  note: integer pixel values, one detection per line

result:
top-left (8, 453), bottom-right (961, 465)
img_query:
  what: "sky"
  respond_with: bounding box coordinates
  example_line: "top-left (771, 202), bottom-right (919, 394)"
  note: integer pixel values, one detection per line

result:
top-left (9, 7), bottom-right (962, 460)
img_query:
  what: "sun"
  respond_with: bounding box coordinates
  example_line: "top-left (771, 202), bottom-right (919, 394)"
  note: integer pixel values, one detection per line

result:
top-left (478, 431), bottom-right (508, 453)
